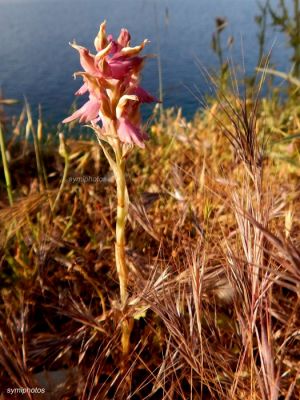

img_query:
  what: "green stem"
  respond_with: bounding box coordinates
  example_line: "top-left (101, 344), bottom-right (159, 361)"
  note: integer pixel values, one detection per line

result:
top-left (154, 2), bottom-right (163, 109)
top-left (115, 153), bottom-right (128, 306)
top-left (53, 155), bottom-right (69, 213)
top-left (25, 101), bottom-right (44, 191)
top-left (94, 125), bottom-right (132, 356)
top-left (0, 123), bottom-right (13, 205)
top-left (294, 0), bottom-right (300, 77)
top-left (114, 141), bottom-right (133, 357)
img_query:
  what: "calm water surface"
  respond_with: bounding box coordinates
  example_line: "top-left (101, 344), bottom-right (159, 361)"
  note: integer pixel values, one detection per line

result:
top-left (0, 0), bottom-right (293, 122)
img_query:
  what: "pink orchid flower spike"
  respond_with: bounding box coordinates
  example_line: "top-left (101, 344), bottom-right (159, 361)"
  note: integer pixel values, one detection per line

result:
top-left (63, 20), bottom-right (157, 149)
top-left (63, 21), bottom-right (159, 357)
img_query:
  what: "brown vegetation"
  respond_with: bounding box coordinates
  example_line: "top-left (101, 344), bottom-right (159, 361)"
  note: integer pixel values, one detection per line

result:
top-left (0, 84), bottom-right (299, 398)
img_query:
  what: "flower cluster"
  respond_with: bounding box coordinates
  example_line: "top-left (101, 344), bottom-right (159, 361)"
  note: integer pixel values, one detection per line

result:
top-left (63, 21), bottom-right (157, 148)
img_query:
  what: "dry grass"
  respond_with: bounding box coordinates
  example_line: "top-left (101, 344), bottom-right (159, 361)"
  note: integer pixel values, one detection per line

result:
top-left (0, 82), bottom-right (299, 399)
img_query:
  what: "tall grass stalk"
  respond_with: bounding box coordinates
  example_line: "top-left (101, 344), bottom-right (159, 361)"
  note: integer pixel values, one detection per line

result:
top-left (0, 123), bottom-right (13, 205)
top-left (25, 101), bottom-right (44, 191)
top-left (154, 2), bottom-right (164, 108)
top-left (25, 102), bottom-right (53, 211)
top-left (53, 133), bottom-right (69, 213)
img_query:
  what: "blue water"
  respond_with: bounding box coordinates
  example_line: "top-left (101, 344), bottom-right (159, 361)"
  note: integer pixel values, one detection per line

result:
top-left (0, 0), bottom-right (293, 123)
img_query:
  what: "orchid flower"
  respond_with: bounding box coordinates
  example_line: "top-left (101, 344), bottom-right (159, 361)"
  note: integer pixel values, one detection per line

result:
top-left (63, 21), bottom-right (158, 357)
top-left (63, 21), bottom-right (156, 148)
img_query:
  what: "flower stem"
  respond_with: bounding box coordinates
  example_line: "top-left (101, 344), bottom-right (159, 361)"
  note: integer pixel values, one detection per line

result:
top-left (115, 156), bottom-right (128, 306)
top-left (114, 143), bottom-right (133, 357)
top-left (94, 126), bottom-right (133, 356)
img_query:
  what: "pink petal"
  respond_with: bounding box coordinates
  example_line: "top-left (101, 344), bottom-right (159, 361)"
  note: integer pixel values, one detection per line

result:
top-left (63, 108), bottom-right (85, 124)
top-left (108, 39), bottom-right (120, 55)
top-left (128, 86), bottom-right (158, 103)
top-left (79, 98), bottom-right (100, 122)
top-left (75, 83), bottom-right (88, 96)
top-left (117, 29), bottom-right (131, 47)
top-left (109, 57), bottom-right (143, 79)
top-left (63, 97), bottom-right (100, 124)
top-left (77, 47), bottom-right (99, 75)
top-left (117, 118), bottom-right (148, 148)
top-left (108, 59), bottom-right (132, 79)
